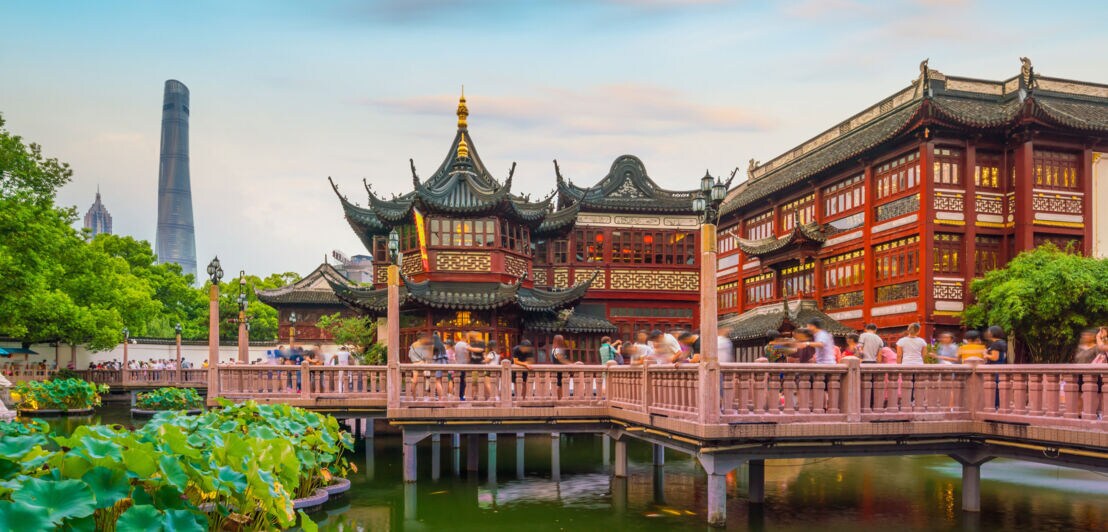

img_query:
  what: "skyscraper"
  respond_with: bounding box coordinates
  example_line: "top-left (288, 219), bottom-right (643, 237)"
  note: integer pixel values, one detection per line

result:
top-left (83, 187), bottom-right (112, 236)
top-left (155, 79), bottom-right (197, 277)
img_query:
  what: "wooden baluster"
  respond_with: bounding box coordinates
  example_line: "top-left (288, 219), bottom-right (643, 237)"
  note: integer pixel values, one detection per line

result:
top-left (910, 372), bottom-right (925, 413)
top-left (860, 371), bottom-right (873, 414)
top-left (812, 373), bottom-right (827, 414)
top-left (752, 371), bottom-right (766, 414)
top-left (997, 373), bottom-right (1011, 414)
top-left (981, 371), bottom-right (997, 414)
top-left (926, 373), bottom-right (941, 412)
top-left (723, 371), bottom-right (738, 415)
top-left (874, 371), bottom-right (889, 413)
top-left (781, 373), bottom-right (796, 415)
top-left (1010, 373), bottom-right (1026, 415)
top-left (1027, 374), bottom-right (1043, 415)
top-left (1043, 373), bottom-right (1060, 417)
top-left (824, 373), bottom-right (838, 415)
top-left (796, 373), bottom-right (812, 414)
top-left (1081, 372), bottom-right (1099, 421)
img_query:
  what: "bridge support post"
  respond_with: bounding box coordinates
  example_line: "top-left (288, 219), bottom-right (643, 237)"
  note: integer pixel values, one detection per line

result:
top-left (697, 453), bottom-right (743, 528)
top-left (611, 476), bottom-right (628, 514)
top-left (516, 434), bottom-right (525, 480)
top-left (467, 434), bottom-right (479, 472)
top-left (652, 461), bottom-right (665, 504)
top-left (602, 434), bottom-right (611, 467)
top-left (748, 459), bottom-right (765, 504)
top-left (652, 444), bottom-right (665, 466)
top-left (614, 439), bottom-right (628, 478)
top-left (551, 432), bottom-right (561, 482)
top-left (403, 482), bottom-right (417, 521)
top-left (403, 441), bottom-right (417, 483)
top-left (951, 453), bottom-right (994, 512)
top-left (488, 433), bottom-right (498, 484)
top-left (364, 417), bottom-right (375, 439)
top-left (431, 434), bottom-right (441, 481)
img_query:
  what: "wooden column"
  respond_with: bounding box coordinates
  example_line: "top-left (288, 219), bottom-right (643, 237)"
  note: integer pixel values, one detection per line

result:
top-left (963, 142), bottom-right (978, 308)
top-left (614, 438), bottom-right (628, 478)
top-left (918, 140), bottom-right (935, 336)
top-left (699, 223), bottom-right (720, 424)
top-left (748, 459), bottom-right (765, 504)
top-left (207, 284), bottom-right (219, 398)
top-left (175, 331), bottom-right (182, 384)
top-left (1013, 138), bottom-right (1035, 251)
top-left (1082, 148), bottom-right (1094, 255)
top-left (862, 162), bottom-right (876, 324)
top-left (237, 309), bottom-right (249, 364)
top-left (121, 334), bottom-right (130, 386)
top-left (387, 264), bottom-right (401, 410)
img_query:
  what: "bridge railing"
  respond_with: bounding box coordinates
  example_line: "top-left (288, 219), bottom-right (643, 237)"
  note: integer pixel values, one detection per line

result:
top-left (858, 364), bottom-right (973, 420)
top-left (218, 364), bottom-right (302, 399)
top-left (721, 363), bottom-right (849, 422)
top-left (4, 368), bottom-right (56, 384)
top-left (307, 365), bottom-right (387, 400)
top-left (971, 364), bottom-right (1106, 428)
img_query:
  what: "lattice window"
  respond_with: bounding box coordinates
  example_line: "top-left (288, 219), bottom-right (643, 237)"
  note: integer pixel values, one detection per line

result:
top-left (933, 147), bottom-right (963, 185)
top-left (975, 151), bottom-right (1002, 190)
top-left (933, 233), bottom-right (962, 274)
top-left (499, 219), bottom-right (530, 254)
top-left (823, 290), bottom-right (864, 310)
top-left (396, 224), bottom-right (420, 251)
top-left (875, 151), bottom-right (920, 199)
top-left (875, 281), bottom-right (919, 303)
top-left (371, 235), bottom-right (389, 263)
top-left (974, 235), bottom-right (1002, 276)
top-left (574, 229), bottom-right (605, 263)
top-left (1034, 234), bottom-right (1083, 253)
top-left (874, 236), bottom-right (919, 283)
top-left (1033, 150), bottom-right (1080, 190)
top-left (429, 218), bottom-right (497, 248)
top-left (718, 281), bottom-right (738, 311)
top-left (823, 174), bottom-right (864, 219)
top-left (780, 194), bottom-right (816, 233)
top-left (718, 228), bottom-right (738, 254)
top-left (780, 262), bottom-right (814, 297)
top-left (822, 250), bottom-right (864, 291)
top-left (745, 210), bottom-right (773, 240)
top-left (744, 272), bottom-right (775, 306)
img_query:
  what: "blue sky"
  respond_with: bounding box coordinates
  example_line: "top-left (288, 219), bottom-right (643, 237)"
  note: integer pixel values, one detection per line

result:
top-left (2, 0), bottom-right (1105, 276)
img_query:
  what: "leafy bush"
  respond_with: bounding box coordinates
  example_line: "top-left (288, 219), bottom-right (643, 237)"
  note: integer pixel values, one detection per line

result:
top-left (12, 379), bottom-right (108, 411)
top-left (135, 387), bottom-right (203, 411)
top-left (49, 369), bottom-right (80, 381)
top-left (0, 402), bottom-right (352, 530)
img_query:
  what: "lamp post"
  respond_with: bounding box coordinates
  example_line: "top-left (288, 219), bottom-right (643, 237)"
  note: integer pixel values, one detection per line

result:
top-left (174, 323), bottom-right (183, 384)
top-left (288, 311), bottom-right (298, 349)
top-left (206, 257), bottom-right (224, 398)
top-left (237, 271), bottom-right (250, 364)
top-left (692, 170), bottom-right (733, 424)
top-left (121, 326), bottom-right (130, 385)
top-left (386, 229), bottom-right (401, 409)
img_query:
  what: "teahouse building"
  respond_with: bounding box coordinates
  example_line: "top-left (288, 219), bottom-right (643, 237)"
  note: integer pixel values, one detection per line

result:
top-left (716, 59), bottom-right (1108, 360)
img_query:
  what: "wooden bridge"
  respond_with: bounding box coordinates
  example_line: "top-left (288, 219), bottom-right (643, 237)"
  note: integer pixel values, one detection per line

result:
top-left (10, 359), bottom-right (1107, 526)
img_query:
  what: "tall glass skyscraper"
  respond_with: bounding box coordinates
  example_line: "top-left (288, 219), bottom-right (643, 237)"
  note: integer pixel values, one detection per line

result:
top-left (155, 79), bottom-right (197, 278)
top-left (83, 187), bottom-right (112, 236)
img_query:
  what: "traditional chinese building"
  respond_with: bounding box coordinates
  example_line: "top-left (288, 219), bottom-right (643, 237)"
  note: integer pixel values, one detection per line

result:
top-left (716, 59), bottom-right (1108, 360)
top-left (256, 263), bottom-right (356, 345)
top-left (320, 93), bottom-right (707, 361)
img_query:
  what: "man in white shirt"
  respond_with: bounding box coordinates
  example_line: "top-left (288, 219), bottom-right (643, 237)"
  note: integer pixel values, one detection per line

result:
top-left (857, 324), bottom-right (884, 363)
top-left (648, 329), bottom-right (683, 364)
top-left (806, 318), bottom-right (837, 364)
top-left (631, 331), bottom-right (654, 364)
top-left (717, 328), bottom-right (735, 363)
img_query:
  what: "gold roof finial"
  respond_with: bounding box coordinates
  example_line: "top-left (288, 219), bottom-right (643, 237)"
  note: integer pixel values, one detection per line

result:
top-left (456, 134), bottom-right (469, 159)
top-left (456, 85), bottom-right (468, 129)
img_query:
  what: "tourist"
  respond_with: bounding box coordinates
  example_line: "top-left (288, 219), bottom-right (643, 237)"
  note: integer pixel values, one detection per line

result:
top-left (843, 333), bottom-right (860, 358)
top-left (431, 333), bottom-right (449, 398)
top-left (858, 324), bottom-right (883, 364)
top-left (444, 338), bottom-right (457, 396)
top-left (896, 323), bottom-right (927, 365)
top-left (648, 329), bottom-right (682, 365)
top-left (983, 326), bottom-right (1007, 364)
top-left (455, 333), bottom-right (471, 400)
top-left (1093, 327), bottom-right (1108, 364)
top-left (511, 340), bottom-right (535, 399)
top-left (958, 330), bottom-right (986, 361)
top-left (792, 329), bottom-right (816, 363)
top-left (485, 340), bottom-right (501, 366)
top-left (633, 331), bottom-right (654, 363)
top-left (1074, 329), bottom-right (1100, 363)
top-left (805, 319), bottom-right (836, 364)
top-left (407, 333), bottom-right (432, 398)
top-left (535, 340), bottom-right (549, 364)
top-left (551, 334), bottom-right (579, 399)
top-left (599, 336), bottom-right (621, 365)
top-left (466, 332), bottom-right (487, 400)
top-left (764, 330), bottom-right (795, 363)
top-left (717, 327), bottom-right (735, 363)
top-left (935, 332), bottom-right (960, 364)
top-left (677, 331), bottom-right (700, 364)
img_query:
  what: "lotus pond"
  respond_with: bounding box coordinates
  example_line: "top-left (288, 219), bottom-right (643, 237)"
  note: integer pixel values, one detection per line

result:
top-left (21, 405), bottom-right (1108, 531)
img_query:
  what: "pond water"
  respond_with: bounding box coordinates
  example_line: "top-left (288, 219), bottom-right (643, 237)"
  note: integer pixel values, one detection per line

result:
top-left (46, 405), bottom-right (1108, 531)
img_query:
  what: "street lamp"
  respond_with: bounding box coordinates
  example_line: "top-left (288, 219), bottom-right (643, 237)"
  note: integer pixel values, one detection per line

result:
top-left (289, 311), bottom-right (298, 349)
top-left (691, 168), bottom-right (735, 424)
top-left (385, 228), bottom-right (401, 408)
top-left (174, 322), bottom-right (183, 383)
top-left (121, 326), bottom-right (130, 384)
top-left (237, 270), bottom-right (250, 363)
top-left (388, 229), bottom-right (400, 265)
top-left (206, 257), bottom-right (223, 398)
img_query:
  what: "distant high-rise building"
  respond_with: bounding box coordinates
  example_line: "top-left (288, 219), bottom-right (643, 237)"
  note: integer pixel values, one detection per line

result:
top-left (83, 188), bottom-right (112, 236)
top-left (155, 79), bottom-right (197, 277)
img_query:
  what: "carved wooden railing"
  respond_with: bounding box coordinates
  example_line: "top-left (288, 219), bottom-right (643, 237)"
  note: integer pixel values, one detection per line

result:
top-left (4, 368), bottom-right (56, 384)
top-left (78, 370), bottom-right (123, 386)
top-left (721, 363), bottom-right (850, 423)
top-left (972, 364), bottom-right (1107, 428)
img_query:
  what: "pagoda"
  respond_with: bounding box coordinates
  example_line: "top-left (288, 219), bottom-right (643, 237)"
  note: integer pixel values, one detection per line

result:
top-left (328, 92), bottom-right (611, 356)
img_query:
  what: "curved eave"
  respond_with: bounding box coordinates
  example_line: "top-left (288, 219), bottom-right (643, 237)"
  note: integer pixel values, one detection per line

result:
top-left (533, 202), bottom-right (580, 238)
top-left (1032, 97), bottom-right (1108, 133)
top-left (363, 182), bottom-right (416, 223)
top-left (735, 224), bottom-right (825, 257)
top-left (929, 96), bottom-right (1022, 129)
top-left (517, 271), bottom-right (597, 312)
top-left (326, 279), bottom-right (396, 314)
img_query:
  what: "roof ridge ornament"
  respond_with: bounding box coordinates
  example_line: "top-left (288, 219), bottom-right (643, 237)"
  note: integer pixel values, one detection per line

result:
top-left (916, 58), bottom-right (932, 98)
top-left (1019, 56), bottom-right (1037, 94)
top-left (457, 135), bottom-right (470, 159)
top-left (410, 159), bottom-right (420, 188)
top-left (457, 86), bottom-right (468, 130)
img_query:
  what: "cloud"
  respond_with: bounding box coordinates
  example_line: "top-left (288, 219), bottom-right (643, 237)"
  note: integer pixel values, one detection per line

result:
top-left (368, 84), bottom-right (773, 137)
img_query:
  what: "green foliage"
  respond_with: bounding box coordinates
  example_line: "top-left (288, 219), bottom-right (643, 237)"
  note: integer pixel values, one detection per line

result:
top-left (0, 114), bottom-right (72, 204)
top-left (316, 312), bottom-right (380, 361)
top-left (11, 379), bottom-right (108, 411)
top-left (135, 388), bottom-right (203, 411)
top-left (0, 402), bottom-right (349, 530)
top-left (964, 244), bottom-right (1108, 363)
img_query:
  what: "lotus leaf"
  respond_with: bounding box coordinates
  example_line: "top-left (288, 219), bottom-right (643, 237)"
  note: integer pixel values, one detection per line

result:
top-left (12, 477), bottom-right (96, 525)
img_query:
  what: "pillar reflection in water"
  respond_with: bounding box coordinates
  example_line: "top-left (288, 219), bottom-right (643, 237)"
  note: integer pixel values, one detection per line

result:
top-left (602, 434), bottom-right (610, 468)
top-left (466, 434), bottom-right (479, 473)
top-left (516, 433), bottom-right (525, 480)
top-left (403, 482), bottom-right (417, 522)
top-left (653, 464), bottom-right (666, 505)
top-left (611, 475), bottom-right (628, 514)
top-left (431, 434), bottom-right (441, 481)
top-left (488, 433), bottom-right (498, 485)
top-left (551, 433), bottom-right (561, 483)
top-left (452, 433), bottom-right (461, 476)
top-left (364, 436), bottom-right (375, 481)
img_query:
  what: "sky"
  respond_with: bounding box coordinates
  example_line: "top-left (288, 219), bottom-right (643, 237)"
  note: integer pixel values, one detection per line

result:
top-left (2, 0), bottom-right (1106, 277)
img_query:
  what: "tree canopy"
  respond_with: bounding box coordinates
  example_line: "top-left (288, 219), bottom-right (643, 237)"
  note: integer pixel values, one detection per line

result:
top-left (964, 244), bottom-right (1108, 363)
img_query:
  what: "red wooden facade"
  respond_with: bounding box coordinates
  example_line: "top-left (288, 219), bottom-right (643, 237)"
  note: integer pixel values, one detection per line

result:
top-left (716, 60), bottom-right (1108, 351)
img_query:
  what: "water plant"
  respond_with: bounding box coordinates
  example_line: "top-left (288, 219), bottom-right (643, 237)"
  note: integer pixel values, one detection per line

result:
top-left (135, 387), bottom-right (204, 411)
top-left (12, 378), bottom-right (109, 411)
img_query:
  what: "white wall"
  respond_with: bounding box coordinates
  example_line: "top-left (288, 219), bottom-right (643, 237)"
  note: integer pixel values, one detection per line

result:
top-left (1094, 152), bottom-right (1108, 258)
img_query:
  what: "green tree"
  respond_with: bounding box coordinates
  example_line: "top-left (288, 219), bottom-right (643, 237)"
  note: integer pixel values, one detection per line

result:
top-left (208, 272), bottom-right (300, 342)
top-left (316, 313), bottom-right (382, 363)
top-left (964, 244), bottom-right (1108, 363)
top-left (0, 114), bottom-right (72, 203)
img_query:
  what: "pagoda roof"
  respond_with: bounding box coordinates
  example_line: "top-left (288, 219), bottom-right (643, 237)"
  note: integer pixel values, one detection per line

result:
top-left (556, 155), bottom-right (700, 214)
top-left (328, 271), bottom-right (597, 314)
top-left (524, 309), bottom-right (618, 335)
top-left (255, 263), bottom-right (353, 306)
top-left (720, 299), bottom-right (854, 342)
top-left (735, 221), bottom-right (827, 257)
top-left (331, 93), bottom-right (577, 239)
top-left (723, 59), bottom-right (1108, 216)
